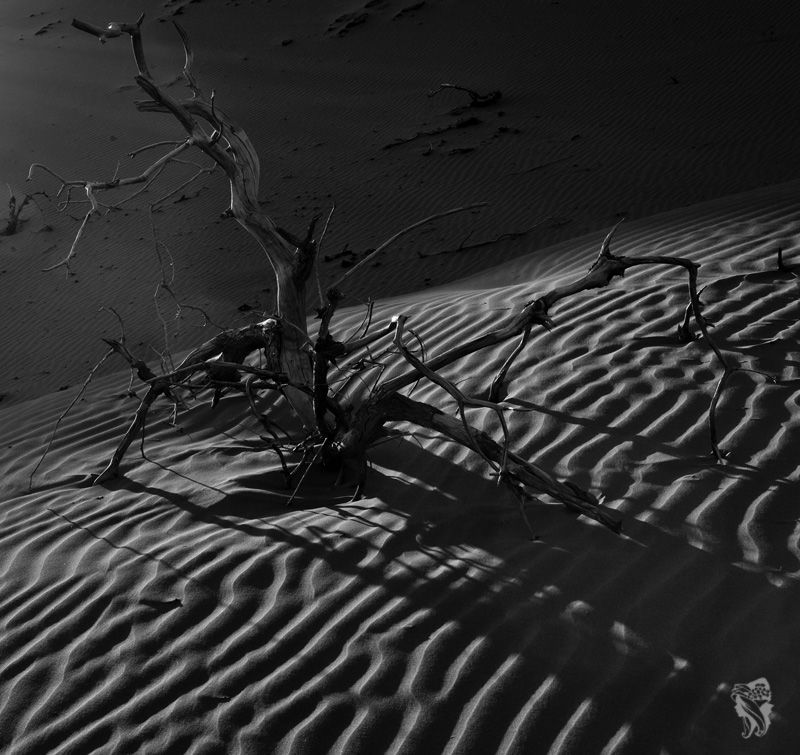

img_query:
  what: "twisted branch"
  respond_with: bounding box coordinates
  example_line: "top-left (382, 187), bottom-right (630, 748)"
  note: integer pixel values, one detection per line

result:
top-left (365, 220), bottom-right (772, 462)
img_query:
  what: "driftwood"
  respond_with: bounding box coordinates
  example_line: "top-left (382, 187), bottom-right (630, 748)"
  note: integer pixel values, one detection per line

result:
top-left (428, 83), bottom-right (502, 110)
top-left (30, 17), bottom-right (793, 537)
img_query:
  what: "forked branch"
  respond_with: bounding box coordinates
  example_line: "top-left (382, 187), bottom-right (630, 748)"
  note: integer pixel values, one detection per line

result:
top-left (368, 220), bottom-right (771, 462)
top-left (28, 139), bottom-right (195, 272)
top-left (380, 393), bottom-right (622, 532)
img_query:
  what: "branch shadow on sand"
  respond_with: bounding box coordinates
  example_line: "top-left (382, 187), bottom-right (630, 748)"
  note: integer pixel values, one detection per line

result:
top-left (93, 429), bottom-right (800, 754)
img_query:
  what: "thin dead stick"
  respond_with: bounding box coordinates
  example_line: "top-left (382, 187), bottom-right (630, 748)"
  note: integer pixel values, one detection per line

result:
top-left (113, 165), bottom-right (167, 210)
top-left (172, 19), bottom-right (205, 99)
top-left (31, 140), bottom-right (197, 272)
top-left (18, 190), bottom-right (53, 232)
top-left (150, 215), bottom-right (177, 362)
top-left (29, 140), bottom-right (194, 198)
top-left (419, 216), bottom-right (557, 258)
top-left (345, 299), bottom-right (375, 343)
top-left (128, 140), bottom-right (184, 158)
top-left (147, 210), bottom-right (225, 354)
top-left (244, 373), bottom-right (265, 425)
top-left (53, 185), bottom-right (89, 217)
top-left (92, 336), bottom-right (192, 483)
top-left (489, 325), bottom-right (532, 402)
top-left (315, 203), bottom-right (336, 308)
top-left (507, 483), bottom-right (538, 541)
top-left (112, 163), bottom-right (169, 208)
top-left (95, 384), bottom-right (162, 484)
top-left (286, 439), bottom-right (328, 507)
top-left (150, 162), bottom-right (217, 209)
top-left (404, 327), bottom-right (427, 398)
top-left (71, 15), bottom-right (149, 77)
top-left (328, 350), bottom-right (393, 402)
top-left (393, 315), bottom-right (511, 477)
top-left (258, 436), bottom-right (293, 489)
top-left (312, 289), bottom-right (345, 437)
top-left (383, 116), bottom-right (483, 149)
top-left (29, 347), bottom-right (115, 489)
top-left (42, 203), bottom-right (95, 273)
top-left (339, 317), bottom-right (397, 356)
top-left (329, 203), bottom-right (488, 290)
top-left (100, 305), bottom-right (127, 343)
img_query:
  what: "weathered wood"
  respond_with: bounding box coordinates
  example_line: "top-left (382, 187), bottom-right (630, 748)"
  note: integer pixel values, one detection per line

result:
top-left (94, 384), bottom-right (161, 484)
top-left (333, 391), bottom-right (621, 532)
top-left (359, 220), bottom-right (755, 464)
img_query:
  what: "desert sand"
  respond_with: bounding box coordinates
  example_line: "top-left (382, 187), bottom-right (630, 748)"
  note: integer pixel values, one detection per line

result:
top-left (2, 0), bottom-right (800, 753)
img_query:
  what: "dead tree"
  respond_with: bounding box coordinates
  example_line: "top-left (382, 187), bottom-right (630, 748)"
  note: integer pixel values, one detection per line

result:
top-left (31, 17), bottom-right (782, 536)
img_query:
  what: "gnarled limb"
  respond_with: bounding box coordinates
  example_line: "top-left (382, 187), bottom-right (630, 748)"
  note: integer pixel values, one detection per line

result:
top-left (71, 14), bottom-right (149, 75)
top-left (341, 392), bottom-right (622, 532)
top-left (368, 220), bottom-right (764, 462)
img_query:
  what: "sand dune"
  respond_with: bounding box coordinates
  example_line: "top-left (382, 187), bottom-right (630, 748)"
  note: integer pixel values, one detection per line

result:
top-left (3, 184), bottom-right (800, 753)
top-left (3, 0), bottom-right (800, 753)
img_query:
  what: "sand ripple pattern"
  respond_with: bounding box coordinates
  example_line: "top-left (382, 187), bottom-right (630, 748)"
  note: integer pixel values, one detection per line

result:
top-left (2, 185), bottom-right (800, 753)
